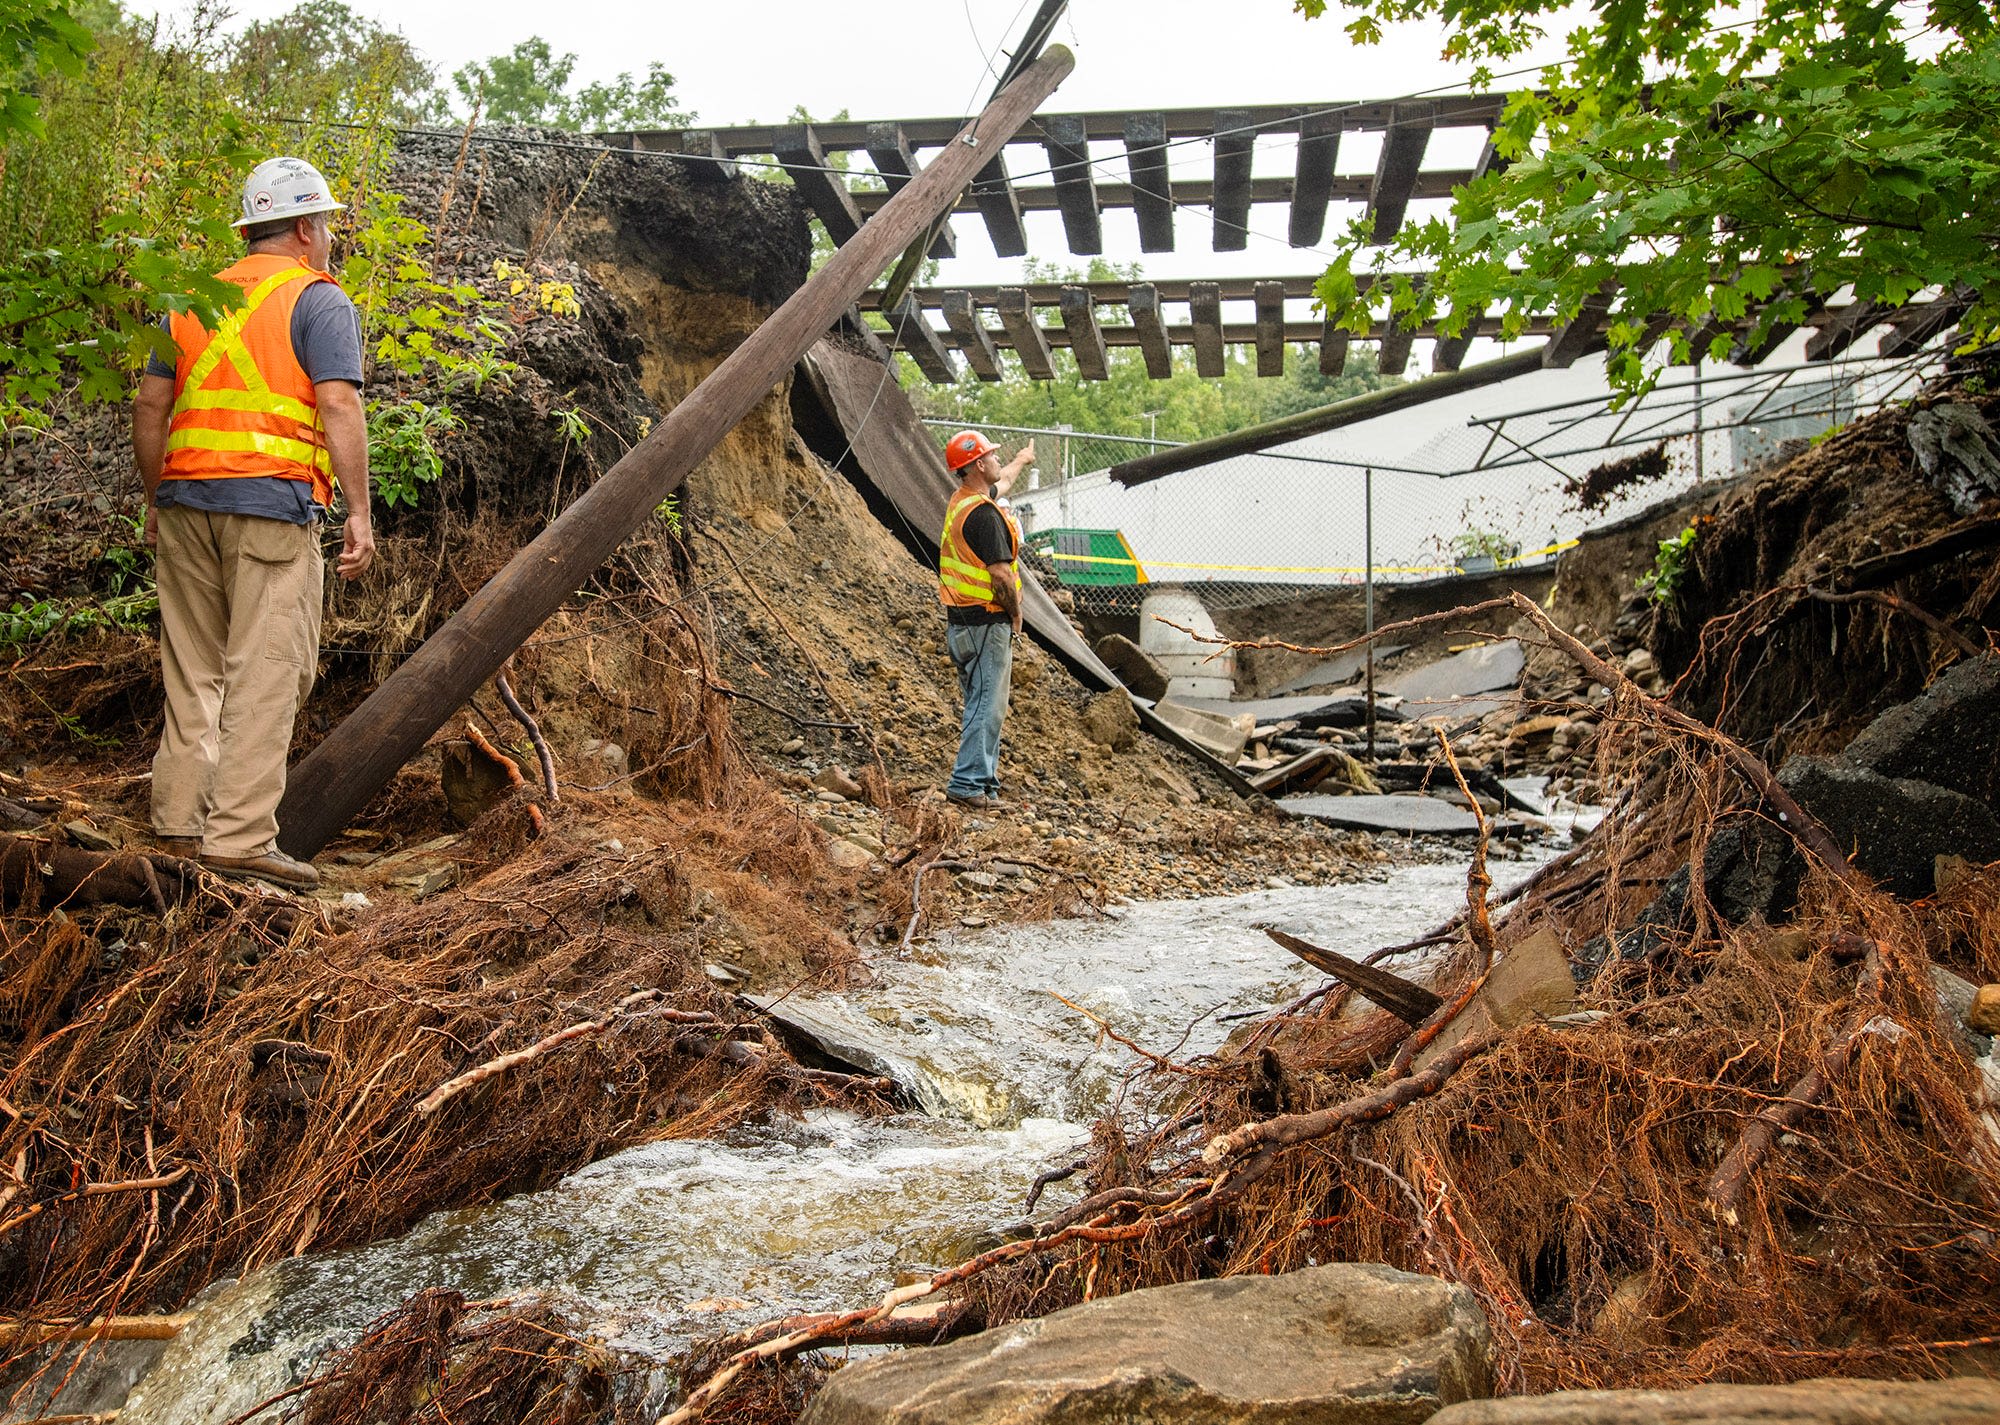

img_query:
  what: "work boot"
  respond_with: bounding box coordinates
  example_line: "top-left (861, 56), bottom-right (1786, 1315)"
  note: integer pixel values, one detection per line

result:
top-left (202, 847), bottom-right (319, 893)
top-left (156, 836), bottom-right (202, 859)
top-left (946, 792), bottom-right (1009, 811)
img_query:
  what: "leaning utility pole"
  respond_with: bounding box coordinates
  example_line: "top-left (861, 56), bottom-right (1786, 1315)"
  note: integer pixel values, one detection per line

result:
top-left (277, 46), bottom-right (1077, 860)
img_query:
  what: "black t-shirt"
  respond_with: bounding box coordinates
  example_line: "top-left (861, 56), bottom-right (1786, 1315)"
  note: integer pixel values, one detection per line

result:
top-left (947, 499), bottom-right (1016, 625)
top-left (960, 502), bottom-right (1013, 565)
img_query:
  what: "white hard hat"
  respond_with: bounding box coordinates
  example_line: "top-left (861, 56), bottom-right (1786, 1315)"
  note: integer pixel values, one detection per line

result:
top-left (232, 156), bottom-right (346, 230)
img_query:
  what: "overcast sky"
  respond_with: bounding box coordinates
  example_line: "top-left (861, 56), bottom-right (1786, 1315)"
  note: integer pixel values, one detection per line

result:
top-left (135, 0), bottom-right (1580, 287)
top-left (150, 1), bottom-right (1545, 124)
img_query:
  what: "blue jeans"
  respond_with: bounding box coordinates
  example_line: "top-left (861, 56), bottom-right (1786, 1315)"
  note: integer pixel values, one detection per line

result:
top-left (946, 621), bottom-right (1013, 800)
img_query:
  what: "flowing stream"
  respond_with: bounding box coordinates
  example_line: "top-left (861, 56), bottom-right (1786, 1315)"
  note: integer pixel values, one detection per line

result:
top-left (109, 849), bottom-right (1556, 1424)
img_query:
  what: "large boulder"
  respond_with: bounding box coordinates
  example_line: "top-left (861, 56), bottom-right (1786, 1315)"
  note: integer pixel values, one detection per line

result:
top-left (800, 1263), bottom-right (1492, 1425)
top-left (1429, 1377), bottom-right (2000, 1424)
top-left (1778, 756), bottom-right (2000, 898)
top-left (1842, 652), bottom-right (2000, 811)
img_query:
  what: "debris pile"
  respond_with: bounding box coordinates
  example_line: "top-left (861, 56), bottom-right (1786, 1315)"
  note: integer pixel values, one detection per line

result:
top-left (661, 367), bottom-right (2000, 1420)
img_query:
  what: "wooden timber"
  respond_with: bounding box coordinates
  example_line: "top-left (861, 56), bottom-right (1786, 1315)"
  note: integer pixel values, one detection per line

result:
top-left (995, 287), bottom-right (1056, 380)
top-left (1262, 927), bottom-right (1444, 1025)
top-left (1377, 324), bottom-right (1415, 375)
top-left (941, 290), bottom-right (1004, 381)
top-left (1431, 308), bottom-right (1478, 372)
top-left (1041, 113), bottom-right (1102, 254)
top-left (848, 170), bottom-right (1468, 221)
top-left (1543, 287), bottom-right (1617, 368)
top-left (864, 122), bottom-right (956, 257)
top-left (1212, 109), bottom-right (1255, 252)
top-left (1319, 318), bottom-right (1349, 376)
top-left (970, 152), bottom-right (1029, 257)
top-left (652, 96), bottom-right (1507, 158)
top-left (1805, 299), bottom-right (1886, 361)
top-left (1254, 280), bottom-right (1286, 377)
top-left (1190, 281), bottom-right (1226, 377)
top-left (773, 124), bottom-right (865, 244)
top-left (1289, 111), bottom-right (1341, 247)
top-left (1128, 282), bottom-right (1175, 378)
top-left (273, 46), bottom-right (1078, 858)
top-left (1123, 112), bottom-right (1176, 252)
top-left (1059, 285), bottom-right (1110, 380)
top-left (883, 298), bottom-right (958, 382)
top-left (1369, 105), bottom-right (1434, 243)
top-left (675, 130), bottom-right (737, 182)
top-left (1878, 292), bottom-right (1967, 357)
top-left (1731, 292), bottom-right (1825, 366)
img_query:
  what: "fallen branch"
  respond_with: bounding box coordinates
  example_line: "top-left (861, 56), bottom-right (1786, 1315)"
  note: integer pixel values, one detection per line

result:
top-left (1384, 731), bottom-right (1499, 1079)
top-left (1706, 942), bottom-right (1886, 1224)
top-left (494, 664), bottom-right (559, 801)
top-left (0, 835), bottom-right (183, 913)
top-left (1024, 1158), bottom-right (1087, 1213)
top-left (1258, 928), bottom-right (1441, 1025)
top-left (1203, 1032), bottom-right (1501, 1164)
top-left (0, 1166), bottom-right (192, 1237)
top-left (1435, 727), bottom-right (1498, 966)
top-left (414, 990), bottom-right (722, 1116)
top-left (702, 680), bottom-right (861, 732)
top-left (697, 1297), bottom-right (981, 1357)
top-left (899, 855), bottom-right (966, 952)
top-left (1049, 992), bottom-right (1226, 1078)
top-left (1, 1313), bottom-right (191, 1345)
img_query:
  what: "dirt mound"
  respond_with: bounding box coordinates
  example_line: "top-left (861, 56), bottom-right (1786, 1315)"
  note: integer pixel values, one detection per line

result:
top-left (1653, 372), bottom-right (2000, 753)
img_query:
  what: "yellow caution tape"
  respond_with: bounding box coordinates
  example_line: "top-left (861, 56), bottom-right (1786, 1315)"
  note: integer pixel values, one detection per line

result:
top-left (1040, 535), bottom-right (1582, 579)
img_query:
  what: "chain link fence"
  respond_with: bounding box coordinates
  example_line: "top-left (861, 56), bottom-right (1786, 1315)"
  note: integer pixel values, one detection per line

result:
top-left (922, 351), bottom-right (1939, 624)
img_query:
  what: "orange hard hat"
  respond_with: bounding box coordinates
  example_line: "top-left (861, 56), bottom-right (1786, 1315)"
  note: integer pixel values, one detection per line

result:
top-left (945, 429), bottom-right (998, 471)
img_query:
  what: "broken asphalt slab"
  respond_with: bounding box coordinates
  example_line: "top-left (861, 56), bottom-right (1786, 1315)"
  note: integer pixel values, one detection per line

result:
top-left (1172, 692), bottom-right (1410, 728)
top-left (1379, 640), bottom-right (1525, 720)
top-left (1281, 792), bottom-right (1489, 835)
top-left (1271, 644), bottom-right (1411, 695)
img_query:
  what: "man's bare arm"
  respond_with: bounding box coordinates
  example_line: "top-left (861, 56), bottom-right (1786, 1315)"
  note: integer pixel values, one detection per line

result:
top-left (132, 374), bottom-right (175, 543)
top-left (314, 379), bottom-right (374, 580)
top-left (986, 560), bottom-right (1022, 631)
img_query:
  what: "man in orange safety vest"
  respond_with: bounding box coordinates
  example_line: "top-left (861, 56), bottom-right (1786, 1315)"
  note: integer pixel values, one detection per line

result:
top-left (131, 156), bottom-right (374, 893)
top-left (938, 429), bottom-right (1035, 810)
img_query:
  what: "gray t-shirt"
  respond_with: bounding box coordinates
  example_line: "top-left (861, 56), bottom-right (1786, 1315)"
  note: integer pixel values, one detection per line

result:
top-left (150, 279), bottom-right (363, 526)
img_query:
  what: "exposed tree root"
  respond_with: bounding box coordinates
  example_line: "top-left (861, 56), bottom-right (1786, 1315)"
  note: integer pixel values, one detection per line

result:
top-left (496, 663), bottom-right (560, 801)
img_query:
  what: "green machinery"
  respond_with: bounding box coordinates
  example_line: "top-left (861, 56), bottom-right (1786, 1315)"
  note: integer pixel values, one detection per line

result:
top-left (1022, 528), bottom-right (1148, 588)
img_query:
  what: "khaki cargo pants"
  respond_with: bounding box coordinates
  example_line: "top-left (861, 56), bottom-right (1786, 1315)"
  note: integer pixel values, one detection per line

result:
top-left (151, 507), bottom-right (324, 857)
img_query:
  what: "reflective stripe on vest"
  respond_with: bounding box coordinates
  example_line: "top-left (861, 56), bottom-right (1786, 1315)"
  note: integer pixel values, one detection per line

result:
top-left (938, 488), bottom-right (1020, 611)
top-left (161, 255), bottom-right (338, 505)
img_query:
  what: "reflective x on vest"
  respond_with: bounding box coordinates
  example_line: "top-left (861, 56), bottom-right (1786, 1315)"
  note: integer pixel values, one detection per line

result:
top-left (163, 261), bottom-right (333, 503)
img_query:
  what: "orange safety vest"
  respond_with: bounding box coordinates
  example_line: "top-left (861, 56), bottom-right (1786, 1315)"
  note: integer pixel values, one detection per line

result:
top-left (938, 487), bottom-right (1021, 612)
top-left (160, 253), bottom-right (340, 507)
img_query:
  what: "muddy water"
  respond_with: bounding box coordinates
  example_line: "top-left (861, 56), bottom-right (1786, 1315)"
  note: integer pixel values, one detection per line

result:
top-left (117, 851), bottom-right (1556, 1425)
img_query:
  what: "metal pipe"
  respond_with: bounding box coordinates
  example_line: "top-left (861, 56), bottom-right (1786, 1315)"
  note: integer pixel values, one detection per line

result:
top-left (1364, 465), bottom-right (1376, 760)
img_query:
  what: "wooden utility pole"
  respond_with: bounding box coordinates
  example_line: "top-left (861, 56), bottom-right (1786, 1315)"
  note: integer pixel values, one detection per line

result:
top-left (277, 46), bottom-right (1077, 859)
